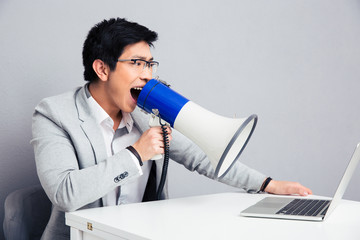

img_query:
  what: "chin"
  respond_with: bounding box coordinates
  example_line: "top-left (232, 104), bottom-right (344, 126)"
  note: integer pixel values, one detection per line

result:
top-left (123, 104), bottom-right (136, 113)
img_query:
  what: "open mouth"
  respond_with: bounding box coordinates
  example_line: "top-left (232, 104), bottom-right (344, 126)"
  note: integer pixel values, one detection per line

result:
top-left (130, 87), bottom-right (143, 102)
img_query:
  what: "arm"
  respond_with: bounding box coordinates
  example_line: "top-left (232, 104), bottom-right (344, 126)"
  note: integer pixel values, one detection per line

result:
top-left (168, 128), bottom-right (266, 192)
top-left (130, 108), bottom-right (312, 195)
top-left (31, 99), bottom-right (141, 212)
top-left (169, 127), bottom-right (312, 195)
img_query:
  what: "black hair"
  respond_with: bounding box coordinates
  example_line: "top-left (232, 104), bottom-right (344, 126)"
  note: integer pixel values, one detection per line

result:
top-left (82, 18), bottom-right (158, 82)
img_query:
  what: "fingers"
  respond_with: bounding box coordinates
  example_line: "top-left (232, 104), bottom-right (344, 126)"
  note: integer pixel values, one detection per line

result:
top-left (265, 180), bottom-right (312, 196)
top-left (148, 126), bottom-right (172, 146)
top-left (296, 185), bottom-right (313, 196)
top-left (148, 127), bottom-right (172, 157)
top-left (289, 182), bottom-right (313, 196)
top-left (147, 130), bottom-right (166, 152)
top-left (292, 184), bottom-right (312, 196)
top-left (132, 126), bottom-right (173, 161)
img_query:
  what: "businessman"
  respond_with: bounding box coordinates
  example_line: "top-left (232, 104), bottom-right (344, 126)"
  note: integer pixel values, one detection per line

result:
top-left (31, 18), bottom-right (312, 240)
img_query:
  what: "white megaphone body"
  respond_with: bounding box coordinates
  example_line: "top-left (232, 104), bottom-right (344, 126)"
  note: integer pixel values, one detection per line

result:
top-left (137, 79), bottom-right (257, 179)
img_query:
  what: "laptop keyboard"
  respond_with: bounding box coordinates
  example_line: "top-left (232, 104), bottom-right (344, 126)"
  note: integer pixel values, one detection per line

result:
top-left (276, 199), bottom-right (330, 216)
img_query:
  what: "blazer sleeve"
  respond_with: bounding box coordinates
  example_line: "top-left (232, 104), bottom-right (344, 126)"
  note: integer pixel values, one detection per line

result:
top-left (169, 128), bottom-right (266, 192)
top-left (31, 98), bottom-right (141, 212)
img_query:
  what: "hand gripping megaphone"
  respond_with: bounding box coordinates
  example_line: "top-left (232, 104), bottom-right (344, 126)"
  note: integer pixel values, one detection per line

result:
top-left (137, 79), bottom-right (257, 179)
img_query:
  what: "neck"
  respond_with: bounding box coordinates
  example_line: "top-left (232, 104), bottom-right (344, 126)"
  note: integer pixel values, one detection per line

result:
top-left (88, 82), bottom-right (122, 130)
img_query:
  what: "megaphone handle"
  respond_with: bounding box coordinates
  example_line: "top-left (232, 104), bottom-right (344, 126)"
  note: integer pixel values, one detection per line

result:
top-left (149, 114), bottom-right (164, 160)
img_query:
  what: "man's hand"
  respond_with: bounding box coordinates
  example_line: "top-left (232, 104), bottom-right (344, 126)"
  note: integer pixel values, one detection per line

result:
top-left (132, 126), bottom-right (172, 161)
top-left (265, 180), bottom-right (313, 196)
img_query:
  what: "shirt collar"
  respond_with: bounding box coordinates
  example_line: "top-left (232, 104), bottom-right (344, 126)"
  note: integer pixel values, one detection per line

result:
top-left (85, 85), bottom-right (134, 132)
top-left (121, 111), bottom-right (134, 133)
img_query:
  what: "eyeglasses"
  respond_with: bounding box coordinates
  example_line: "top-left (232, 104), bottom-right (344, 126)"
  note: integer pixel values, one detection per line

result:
top-left (117, 59), bottom-right (159, 73)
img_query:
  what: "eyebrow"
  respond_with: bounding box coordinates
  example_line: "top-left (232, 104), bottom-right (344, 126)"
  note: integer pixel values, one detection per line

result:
top-left (132, 55), bottom-right (154, 61)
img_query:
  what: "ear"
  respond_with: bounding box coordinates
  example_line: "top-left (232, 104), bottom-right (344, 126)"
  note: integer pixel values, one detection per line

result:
top-left (92, 59), bottom-right (110, 81)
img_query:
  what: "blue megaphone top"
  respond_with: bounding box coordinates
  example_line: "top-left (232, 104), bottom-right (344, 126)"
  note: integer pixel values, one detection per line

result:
top-left (137, 79), bottom-right (189, 127)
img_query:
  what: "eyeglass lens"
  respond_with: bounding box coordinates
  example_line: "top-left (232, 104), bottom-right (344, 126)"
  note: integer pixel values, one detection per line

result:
top-left (134, 59), bottom-right (158, 73)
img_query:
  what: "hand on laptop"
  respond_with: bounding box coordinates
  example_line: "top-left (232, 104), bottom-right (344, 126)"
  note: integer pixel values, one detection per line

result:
top-left (264, 180), bottom-right (312, 196)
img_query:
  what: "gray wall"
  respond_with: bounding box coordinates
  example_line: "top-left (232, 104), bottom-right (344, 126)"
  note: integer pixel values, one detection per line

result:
top-left (1, 0), bottom-right (360, 238)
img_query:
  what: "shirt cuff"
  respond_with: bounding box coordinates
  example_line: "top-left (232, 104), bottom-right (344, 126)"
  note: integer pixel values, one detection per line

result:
top-left (126, 149), bottom-right (143, 175)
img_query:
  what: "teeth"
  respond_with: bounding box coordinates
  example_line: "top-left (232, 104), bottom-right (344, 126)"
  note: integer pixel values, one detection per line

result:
top-left (133, 87), bottom-right (143, 91)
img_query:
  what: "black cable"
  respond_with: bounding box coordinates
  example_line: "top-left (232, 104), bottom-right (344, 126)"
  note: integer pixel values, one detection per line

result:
top-left (156, 117), bottom-right (170, 200)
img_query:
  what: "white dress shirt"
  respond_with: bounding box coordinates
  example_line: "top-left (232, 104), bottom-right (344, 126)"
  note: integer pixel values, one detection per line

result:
top-left (86, 91), bottom-right (151, 206)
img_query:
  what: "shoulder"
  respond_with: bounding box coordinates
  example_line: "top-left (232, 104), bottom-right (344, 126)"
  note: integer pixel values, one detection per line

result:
top-left (33, 86), bottom-right (84, 125)
top-left (131, 107), bottom-right (150, 133)
top-left (36, 87), bottom-right (82, 110)
top-left (131, 107), bottom-right (147, 122)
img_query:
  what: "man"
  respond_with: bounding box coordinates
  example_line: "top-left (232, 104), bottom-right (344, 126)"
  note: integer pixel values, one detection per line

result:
top-left (31, 18), bottom-right (312, 239)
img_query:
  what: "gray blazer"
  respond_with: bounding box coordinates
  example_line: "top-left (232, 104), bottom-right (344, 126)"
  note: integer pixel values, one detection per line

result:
top-left (31, 85), bottom-right (266, 240)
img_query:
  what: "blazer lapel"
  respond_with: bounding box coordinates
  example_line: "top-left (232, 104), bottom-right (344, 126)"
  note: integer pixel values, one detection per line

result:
top-left (75, 85), bottom-right (107, 165)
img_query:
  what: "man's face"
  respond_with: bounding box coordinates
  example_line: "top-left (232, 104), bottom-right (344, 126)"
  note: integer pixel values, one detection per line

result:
top-left (105, 41), bottom-right (153, 113)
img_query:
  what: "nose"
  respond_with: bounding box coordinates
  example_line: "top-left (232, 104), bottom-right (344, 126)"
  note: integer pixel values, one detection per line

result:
top-left (139, 67), bottom-right (153, 82)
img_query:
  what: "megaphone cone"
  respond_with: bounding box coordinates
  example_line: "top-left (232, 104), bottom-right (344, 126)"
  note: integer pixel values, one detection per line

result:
top-left (175, 101), bottom-right (257, 178)
top-left (137, 79), bottom-right (257, 179)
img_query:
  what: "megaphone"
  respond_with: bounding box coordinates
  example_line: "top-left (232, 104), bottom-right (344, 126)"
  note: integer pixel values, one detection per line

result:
top-left (137, 79), bottom-right (257, 179)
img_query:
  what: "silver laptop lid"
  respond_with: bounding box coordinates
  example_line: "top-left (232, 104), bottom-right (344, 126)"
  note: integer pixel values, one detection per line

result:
top-left (324, 143), bottom-right (360, 220)
top-left (240, 143), bottom-right (360, 221)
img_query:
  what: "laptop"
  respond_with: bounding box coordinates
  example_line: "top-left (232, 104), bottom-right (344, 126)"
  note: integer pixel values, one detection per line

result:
top-left (241, 143), bottom-right (360, 221)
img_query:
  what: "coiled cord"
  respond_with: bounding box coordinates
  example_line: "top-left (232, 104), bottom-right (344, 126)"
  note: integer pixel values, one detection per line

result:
top-left (156, 117), bottom-right (170, 200)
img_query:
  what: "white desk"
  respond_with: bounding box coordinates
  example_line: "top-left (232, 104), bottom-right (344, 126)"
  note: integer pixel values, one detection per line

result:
top-left (66, 192), bottom-right (360, 240)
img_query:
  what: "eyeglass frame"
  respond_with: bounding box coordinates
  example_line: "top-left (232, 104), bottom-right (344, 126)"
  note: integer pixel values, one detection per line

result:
top-left (117, 58), bottom-right (159, 73)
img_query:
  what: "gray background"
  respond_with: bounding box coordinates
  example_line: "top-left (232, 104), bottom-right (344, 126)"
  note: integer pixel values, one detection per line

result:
top-left (1, 0), bottom-right (360, 238)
